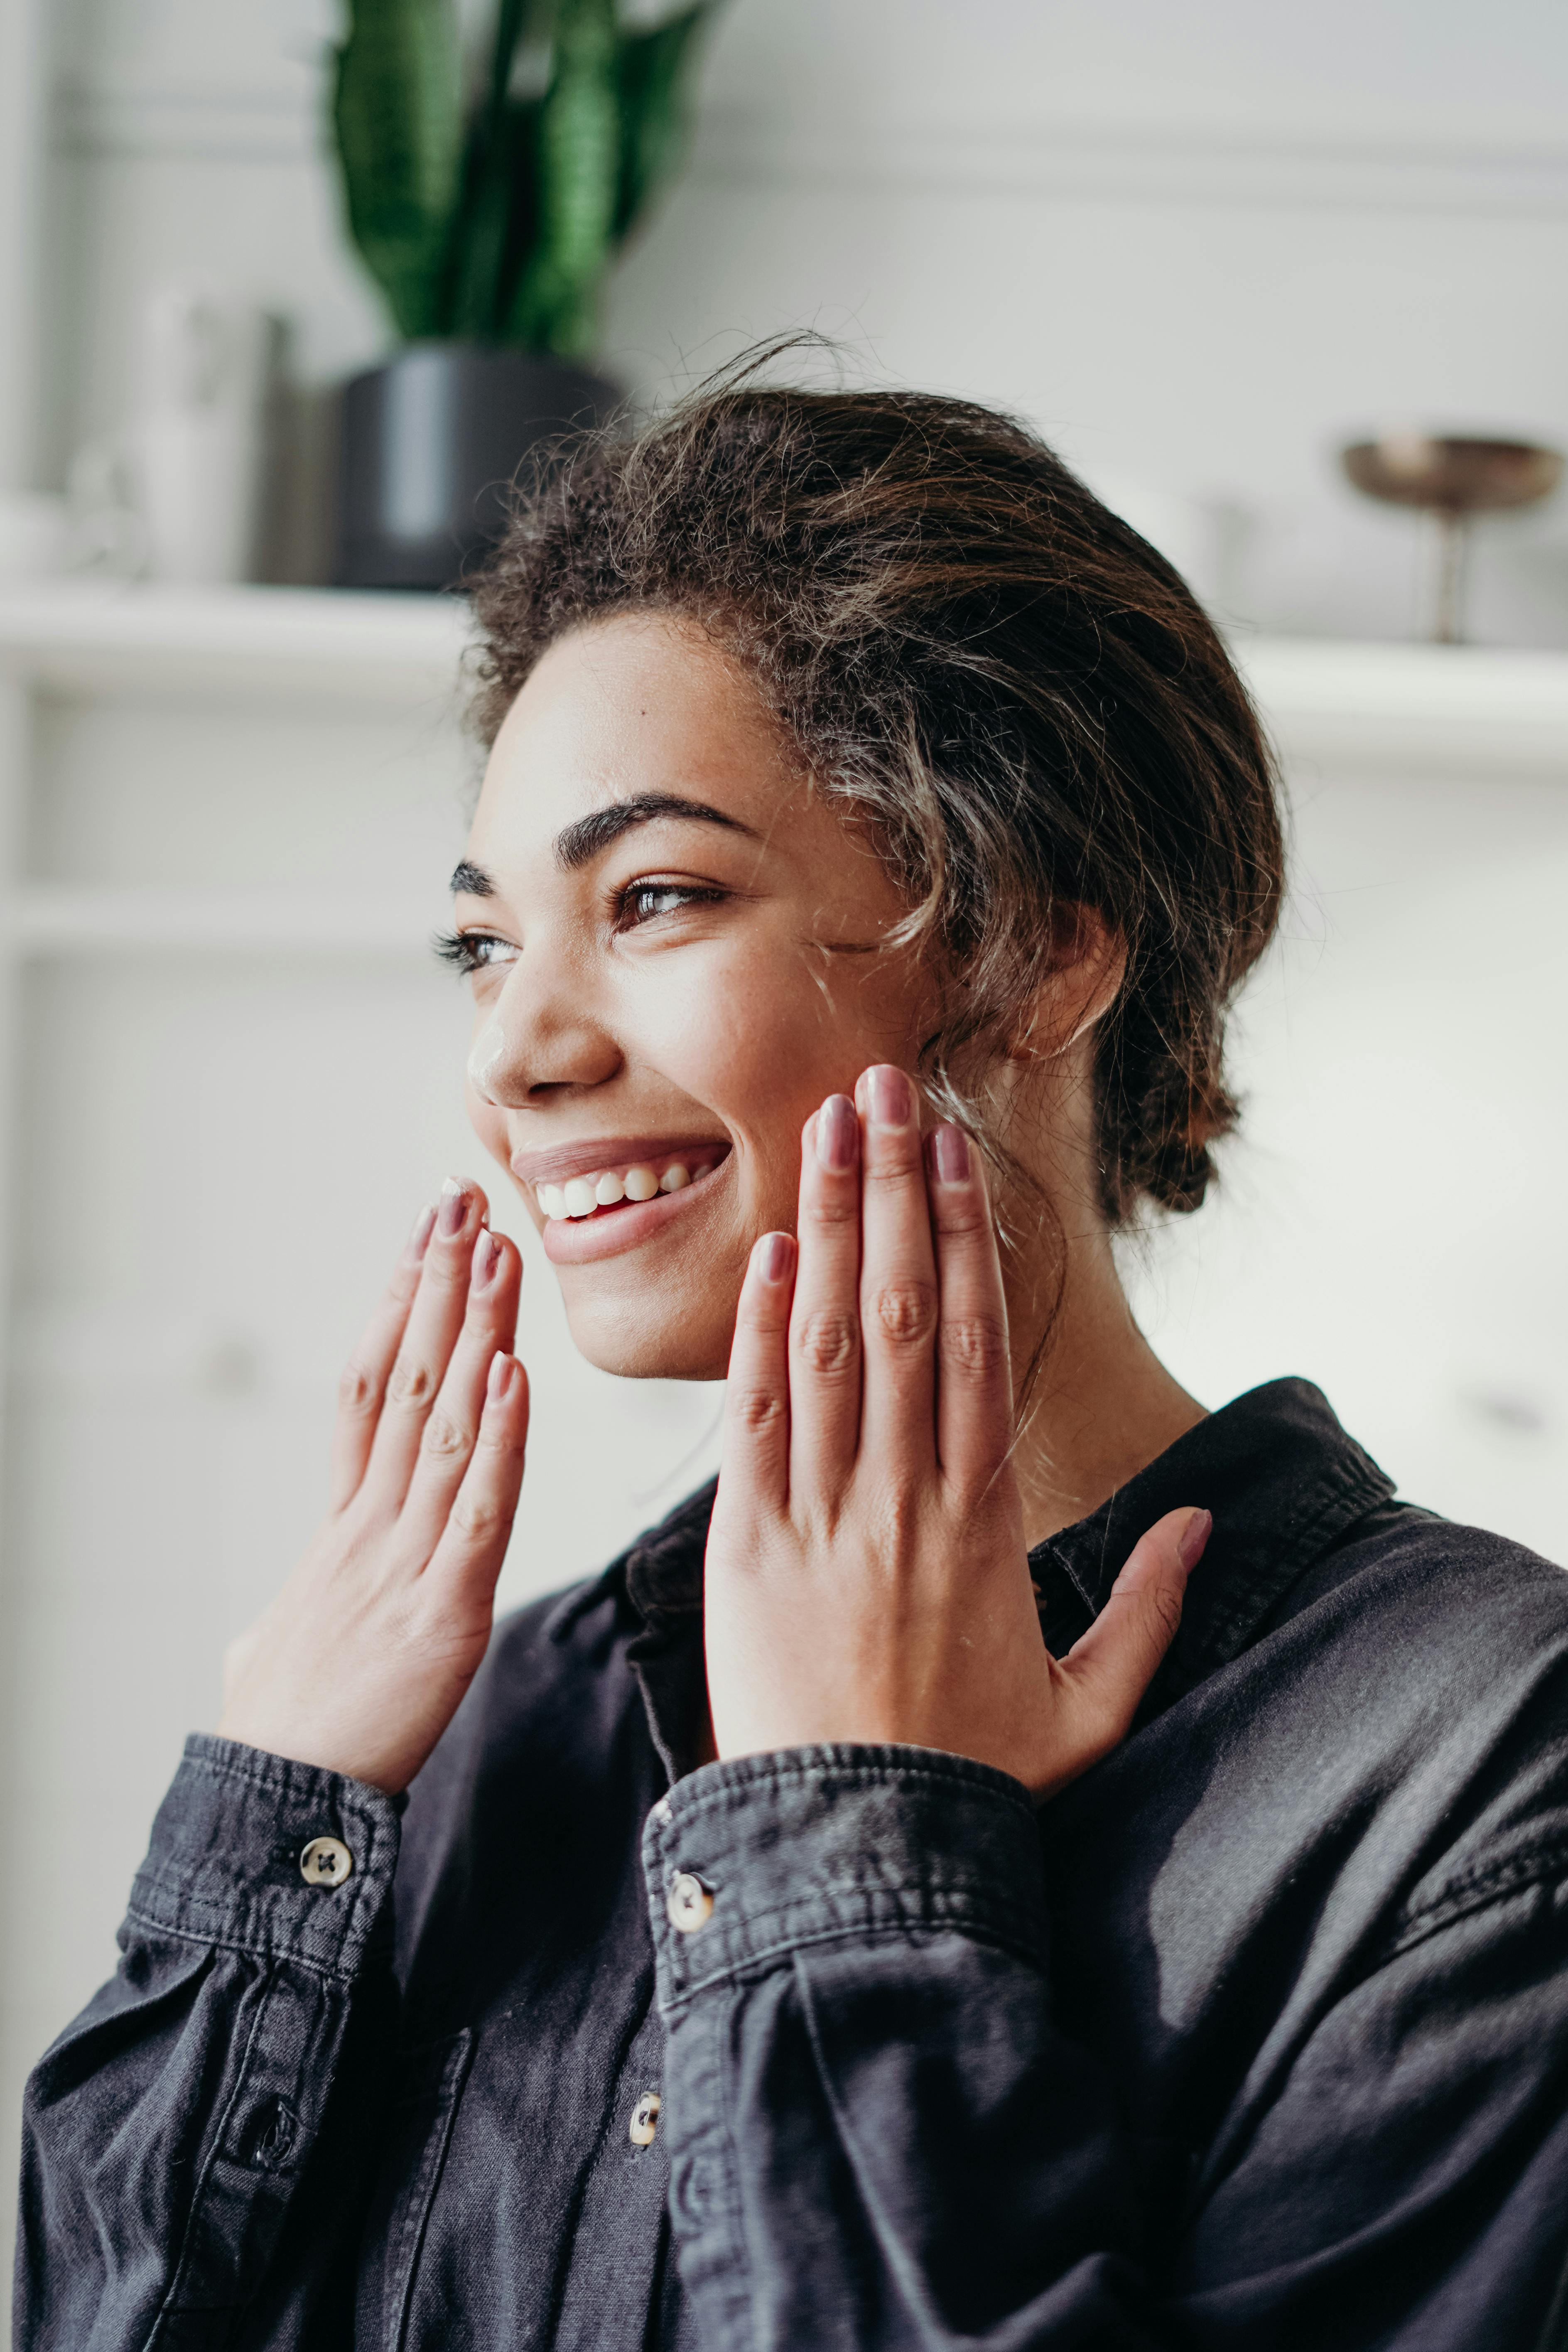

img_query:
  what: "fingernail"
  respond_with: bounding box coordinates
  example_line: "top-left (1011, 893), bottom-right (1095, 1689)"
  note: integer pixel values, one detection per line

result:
top-left (487, 1352), bottom-right (515, 1402)
top-left (867, 1065), bottom-right (912, 1127)
top-left (472, 1229), bottom-right (502, 1289)
top-left (757, 1231), bottom-right (793, 1283)
top-left (438, 1177), bottom-right (469, 1237)
top-left (931, 1123), bottom-right (971, 1183)
top-left (1177, 1508), bottom-right (1212, 1574)
top-left (817, 1094), bottom-right (859, 1171)
top-left (406, 1203), bottom-right (437, 1262)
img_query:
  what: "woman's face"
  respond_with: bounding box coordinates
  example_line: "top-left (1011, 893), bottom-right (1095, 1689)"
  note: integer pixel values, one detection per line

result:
top-left (456, 613), bottom-right (928, 1380)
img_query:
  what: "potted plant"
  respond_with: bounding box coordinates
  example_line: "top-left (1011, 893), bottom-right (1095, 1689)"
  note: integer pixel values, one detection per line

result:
top-left (331, 0), bottom-right (717, 589)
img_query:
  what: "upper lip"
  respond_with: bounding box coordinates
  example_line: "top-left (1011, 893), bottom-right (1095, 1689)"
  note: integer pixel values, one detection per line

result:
top-left (509, 1134), bottom-right (733, 1188)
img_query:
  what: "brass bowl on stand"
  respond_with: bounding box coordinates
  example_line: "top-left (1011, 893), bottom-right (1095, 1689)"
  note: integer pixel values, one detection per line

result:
top-left (1340, 435), bottom-right (1563, 643)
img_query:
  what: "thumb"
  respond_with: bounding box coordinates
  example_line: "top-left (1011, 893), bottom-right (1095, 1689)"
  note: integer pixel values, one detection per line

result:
top-left (1057, 1505), bottom-right (1211, 1753)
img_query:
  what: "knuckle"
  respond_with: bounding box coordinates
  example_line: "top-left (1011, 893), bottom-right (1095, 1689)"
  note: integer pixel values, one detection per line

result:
top-left (337, 1360), bottom-right (379, 1416)
top-left (939, 1313), bottom-right (1008, 1379)
top-left (386, 1357), bottom-right (437, 1410)
top-left (794, 1309), bottom-right (859, 1378)
top-left (870, 1280), bottom-right (938, 1347)
top-left (452, 1489), bottom-right (507, 1544)
top-left (731, 1385), bottom-right (785, 1439)
top-left (1143, 1581), bottom-right (1185, 1644)
top-left (421, 1410), bottom-right (471, 1461)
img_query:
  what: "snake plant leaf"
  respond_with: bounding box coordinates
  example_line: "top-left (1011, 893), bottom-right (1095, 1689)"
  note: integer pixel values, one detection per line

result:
top-left (613, 1), bottom-right (717, 242)
top-left (332, 0), bottom-right (464, 339)
top-left (504, 0), bottom-right (623, 354)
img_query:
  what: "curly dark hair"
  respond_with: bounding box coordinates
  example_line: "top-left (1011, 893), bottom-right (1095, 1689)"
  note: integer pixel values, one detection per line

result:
top-left (468, 365), bottom-right (1284, 1223)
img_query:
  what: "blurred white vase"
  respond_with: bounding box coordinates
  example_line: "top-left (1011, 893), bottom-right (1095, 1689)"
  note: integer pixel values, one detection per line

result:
top-left (68, 282), bottom-right (273, 585)
top-left (139, 284), bottom-right (271, 584)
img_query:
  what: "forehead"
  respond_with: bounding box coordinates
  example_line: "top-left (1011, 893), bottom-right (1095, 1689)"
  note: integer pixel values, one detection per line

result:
top-left (469, 612), bottom-right (804, 859)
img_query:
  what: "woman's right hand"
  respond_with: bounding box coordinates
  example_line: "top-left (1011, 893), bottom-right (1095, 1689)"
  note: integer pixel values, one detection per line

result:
top-left (218, 1178), bottom-right (530, 1794)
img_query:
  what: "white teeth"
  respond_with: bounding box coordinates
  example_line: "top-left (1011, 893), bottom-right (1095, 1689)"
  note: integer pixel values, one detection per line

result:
top-left (537, 1156), bottom-right (716, 1220)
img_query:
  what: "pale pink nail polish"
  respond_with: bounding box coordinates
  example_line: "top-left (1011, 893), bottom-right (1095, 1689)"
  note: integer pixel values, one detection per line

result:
top-left (758, 1232), bottom-right (793, 1283)
top-left (817, 1095), bottom-right (858, 1171)
top-left (867, 1065), bottom-right (912, 1127)
top-left (407, 1203), bottom-right (438, 1262)
top-left (473, 1230), bottom-right (502, 1288)
top-left (1178, 1508), bottom-right (1212, 1573)
top-left (487, 1352), bottom-right (515, 1402)
top-left (932, 1124), bottom-right (971, 1183)
top-left (437, 1178), bottom-right (469, 1237)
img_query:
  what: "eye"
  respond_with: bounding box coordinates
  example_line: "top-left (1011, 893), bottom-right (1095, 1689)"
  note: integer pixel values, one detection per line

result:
top-left (617, 882), bottom-right (726, 929)
top-left (433, 930), bottom-right (518, 978)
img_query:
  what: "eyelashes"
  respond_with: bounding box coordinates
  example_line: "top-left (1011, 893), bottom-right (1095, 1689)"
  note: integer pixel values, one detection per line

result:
top-left (433, 881), bottom-right (729, 979)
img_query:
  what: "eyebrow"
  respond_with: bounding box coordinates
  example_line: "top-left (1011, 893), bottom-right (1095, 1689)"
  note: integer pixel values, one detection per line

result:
top-left (449, 796), bottom-right (759, 901)
top-left (552, 793), bottom-right (759, 872)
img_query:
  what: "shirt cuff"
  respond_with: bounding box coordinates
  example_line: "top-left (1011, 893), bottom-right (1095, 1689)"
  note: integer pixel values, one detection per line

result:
top-left (125, 1732), bottom-right (402, 1979)
top-left (641, 1743), bottom-right (1048, 2007)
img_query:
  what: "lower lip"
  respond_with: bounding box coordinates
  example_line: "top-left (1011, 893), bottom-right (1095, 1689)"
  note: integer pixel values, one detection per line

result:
top-left (538, 1157), bottom-right (732, 1265)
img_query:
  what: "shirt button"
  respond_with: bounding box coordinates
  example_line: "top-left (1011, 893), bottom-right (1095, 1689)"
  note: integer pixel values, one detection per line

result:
top-left (629, 2090), bottom-right (661, 2146)
top-left (666, 1871), bottom-right (714, 1933)
top-left (299, 1836), bottom-right (353, 1888)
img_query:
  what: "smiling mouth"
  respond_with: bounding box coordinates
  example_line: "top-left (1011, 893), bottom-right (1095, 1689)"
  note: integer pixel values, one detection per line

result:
top-left (531, 1144), bottom-right (731, 1224)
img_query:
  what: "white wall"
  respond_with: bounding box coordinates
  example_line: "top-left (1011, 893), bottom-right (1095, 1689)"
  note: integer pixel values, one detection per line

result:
top-left (39, 0), bottom-right (1568, 640)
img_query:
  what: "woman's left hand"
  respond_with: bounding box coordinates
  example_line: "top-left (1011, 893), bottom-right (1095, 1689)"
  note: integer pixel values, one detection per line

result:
top-left (704, 1065), bottom-right (1209, 1800)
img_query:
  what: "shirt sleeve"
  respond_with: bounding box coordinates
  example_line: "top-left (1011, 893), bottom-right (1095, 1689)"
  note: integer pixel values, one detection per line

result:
top-left (14, 1732), bottom-right (403, 2352)
top-left (641, 1744), bottom-right (1568, 2350)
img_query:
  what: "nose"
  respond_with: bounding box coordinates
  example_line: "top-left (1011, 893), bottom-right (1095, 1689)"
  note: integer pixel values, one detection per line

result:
top-left (466, 957), bottom-right (621, 1107)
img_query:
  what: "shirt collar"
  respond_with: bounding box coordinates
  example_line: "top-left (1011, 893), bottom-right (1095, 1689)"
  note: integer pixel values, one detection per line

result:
top-left (556, 1378), bottom-right (1395, 1709)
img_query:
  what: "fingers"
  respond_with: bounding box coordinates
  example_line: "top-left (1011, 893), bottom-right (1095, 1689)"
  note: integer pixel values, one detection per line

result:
top-left (787, 1099), bottom-right (864, 1496)
top-left (359, 1176), bottom-right (493, 1515)
top-left (926, 1125), bottom-right (1013, 1496)
top-left (854, 1065), bottom-right (939, 1474)
top-left (427, 1350), bottom-right (531, 1603)
top-left (720, 1230), bottom-right (796, 1514)
top-left (1058, 1506), bottom-right (1210, 1753)
top-left (398, 1226), bottom-right (523, 1554)
top-left (329, 1199), bottom-right (438, 1511)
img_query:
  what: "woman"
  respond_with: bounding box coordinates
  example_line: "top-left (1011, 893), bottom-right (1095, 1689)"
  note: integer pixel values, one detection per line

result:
top-left (17, 381), bottom-right (1568, 2350)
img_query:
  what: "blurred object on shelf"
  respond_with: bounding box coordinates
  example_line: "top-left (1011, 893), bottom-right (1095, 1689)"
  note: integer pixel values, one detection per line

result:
top-left (0, 493), bottom-right (71, 581)
top-left (329, 0), bottom-right (719, 589)
top-left (337, 347), bottom-right (616, 592)
top-left (1342, 434), bottom-right (1564, 645)
top-left (66, 283), bottom-right (274, 586)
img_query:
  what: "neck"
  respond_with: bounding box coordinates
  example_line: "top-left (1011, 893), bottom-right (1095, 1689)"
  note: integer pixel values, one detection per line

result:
top-left (1004, 1215), bottom-right (1205, 1550)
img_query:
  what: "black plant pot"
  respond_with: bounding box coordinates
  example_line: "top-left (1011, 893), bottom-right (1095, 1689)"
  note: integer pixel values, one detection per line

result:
top-left (335, 344), bottom-right (619, 591)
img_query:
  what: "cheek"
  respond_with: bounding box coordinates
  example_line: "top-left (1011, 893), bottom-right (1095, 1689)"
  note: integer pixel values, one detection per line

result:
top-left (626, 934), bottom-right (911, 1191)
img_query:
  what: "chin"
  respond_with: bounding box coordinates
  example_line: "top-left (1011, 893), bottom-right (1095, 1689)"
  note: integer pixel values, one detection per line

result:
top-left (559, 1288), bottom-right (730, 1383)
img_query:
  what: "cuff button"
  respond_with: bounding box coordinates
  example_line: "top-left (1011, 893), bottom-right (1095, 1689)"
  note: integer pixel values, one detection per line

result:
top-left (667, 1871), bottom-right (713, 1933)
top-left (299, 1835), bottom-right (354, 1888)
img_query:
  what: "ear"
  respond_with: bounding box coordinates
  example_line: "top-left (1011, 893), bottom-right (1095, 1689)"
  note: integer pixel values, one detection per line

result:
top-left (1007, 904), bottom-right (1127, 1063)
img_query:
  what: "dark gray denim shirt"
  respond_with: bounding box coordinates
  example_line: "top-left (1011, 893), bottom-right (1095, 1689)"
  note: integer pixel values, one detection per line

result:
top-left (15, 1379), bottom-right (1568, 2348)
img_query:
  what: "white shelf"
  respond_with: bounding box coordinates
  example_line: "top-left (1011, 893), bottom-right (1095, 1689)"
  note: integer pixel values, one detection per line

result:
top-left (0, 582), bottom-right (476, 705)
top-left (0, 583), bottom-right (1566, 773)
top-left (0, 885), bottom-right (443, 957)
